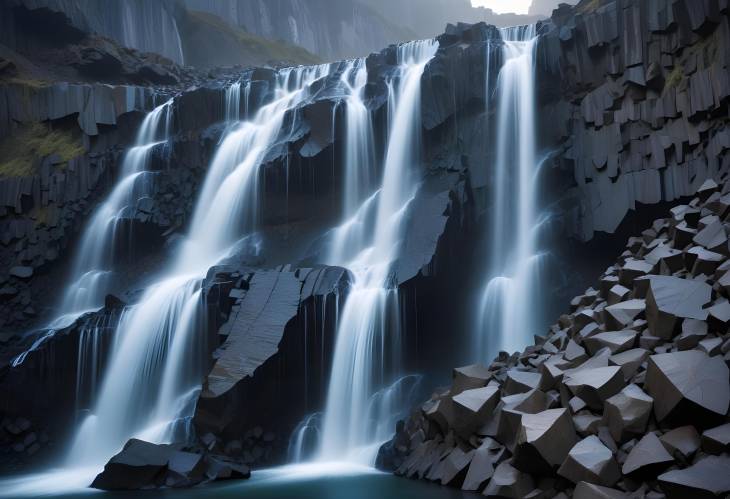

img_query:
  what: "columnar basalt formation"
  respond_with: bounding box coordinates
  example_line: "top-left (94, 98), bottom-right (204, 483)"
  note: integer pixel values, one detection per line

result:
top-left (378, 178), bottom-right (730, 497)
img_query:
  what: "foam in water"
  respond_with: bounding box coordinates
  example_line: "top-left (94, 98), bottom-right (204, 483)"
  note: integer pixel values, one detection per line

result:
top-left (317, 40), bottom-right (438, 465)
top-left (475, 25), bottom-right (548, 359)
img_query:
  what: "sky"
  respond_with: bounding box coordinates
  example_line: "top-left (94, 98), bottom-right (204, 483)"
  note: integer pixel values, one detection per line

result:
top-left (471, 0), bottom-right (532, 15)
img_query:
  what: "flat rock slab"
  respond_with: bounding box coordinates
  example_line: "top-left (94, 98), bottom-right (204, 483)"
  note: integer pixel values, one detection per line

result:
top-left (645, 276), bottom-right (711, 339)
top-left (645, 350), bottom-right (730, 425)
top-left (622, 432), bottom-right (674, 475)
top-left (658, 455), bottom-right (730, 499)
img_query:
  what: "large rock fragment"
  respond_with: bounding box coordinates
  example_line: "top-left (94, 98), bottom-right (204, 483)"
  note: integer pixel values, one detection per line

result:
top-left (659, 426), bottom-right (701, 458)
top-left (513, 408), bottom-right (578, 474)
top-left (91, 439), bottom-right (172, 490)
top-left (461, 438), bottom-right (504, 491)
top-left (558, 435), bottom-right (621, 487)
top-left (621, 432), bottom-right (674, 475)
top-left (658, 455), bottom-right (730, 499)
top-left (603, 384), bottom-right (653, 442)
top-left (451, 385), bottom-right (500, 437)
top-left (564, 366), bottom-right (624, 409)
top-left (483, 461), bottom-right (535, 498)
top-left (645, 350), bottom-right (730, 425)
top-left (584, 330), bottom-right (637, 355)
top-left (701, 423), bottom-right (730, 454)
top-left (645, 276), bottom-right (711, 338)
top-left (452, 364), bottom-right (491, 395)
top-left (573, 481), bottom-right (628, 498)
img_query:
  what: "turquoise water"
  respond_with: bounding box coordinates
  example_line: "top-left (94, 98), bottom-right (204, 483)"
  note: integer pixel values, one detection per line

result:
top-left (0, 463), bottom-right (476, 499)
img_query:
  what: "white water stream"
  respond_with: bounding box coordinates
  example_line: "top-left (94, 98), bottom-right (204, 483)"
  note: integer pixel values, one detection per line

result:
top-left (475, 25), bottom-right (548, 360)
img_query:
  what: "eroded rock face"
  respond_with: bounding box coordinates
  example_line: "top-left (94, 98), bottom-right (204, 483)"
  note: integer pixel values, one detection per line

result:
top-left (379, 174), bottom-right (730, 497)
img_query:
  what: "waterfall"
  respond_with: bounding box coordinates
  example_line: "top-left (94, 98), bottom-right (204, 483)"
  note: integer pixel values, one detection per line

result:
top-left (318, 40), bottom-right (438, 465)
top-left (10, 101), bottom-right (173, 368)
top-left (476, 25), bottom-right (547, 360)
top-left (64, 64), bottom-right (334, 469)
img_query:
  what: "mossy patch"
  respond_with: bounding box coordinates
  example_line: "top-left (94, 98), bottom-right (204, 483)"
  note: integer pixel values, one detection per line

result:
top-left (0, 122), bottom-right (85, 177)
top-left (183, 10), bottom-right (322, 68)
top-left (578, 0), bottom-right (603, 14)
top-left (663, 65), bottom-right (683, 91)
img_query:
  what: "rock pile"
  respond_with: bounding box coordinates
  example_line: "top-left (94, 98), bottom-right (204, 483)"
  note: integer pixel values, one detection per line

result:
top-left (91, 438), bottom-right (250, 490)
top-left (379, 178), bottom-right (730, 498)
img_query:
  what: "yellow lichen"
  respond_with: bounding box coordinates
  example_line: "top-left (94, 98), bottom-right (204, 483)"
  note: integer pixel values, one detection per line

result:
top-left (0, 122), bottom-right (85, 178)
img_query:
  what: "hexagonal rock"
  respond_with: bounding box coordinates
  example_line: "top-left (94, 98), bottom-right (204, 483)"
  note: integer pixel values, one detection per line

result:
top-left (603, 299), bottom-right (645, 330)
top-left (621, 432), bottom-right (674, 476)
top-left (658, 455), bottom-right (730, 499)
top-left (660, 426), bottom-right (701, 459)
top-left (687, 246), bottom-right (724, 276)
top-left (564, 366), bottom-right (624, 410)
top-left (503, 370), bottom-right (541, 396)
top-left (483, 461), bottom-right (535, 498)
top-left (603, 384), bottom-right (653, 443)
top-left (607, 284), bottom-right (630, 305)
top-left (451, 385), bottom-right (500, 437)
top-left (645, 350), bottom-right (730, 425)
top-left (701, 423), bottom-right (730, 454)
top-left (584, 330), bottom-right (637, 355)
top-left (461, 438), bottom-right (504, 491)
top-left (557, 435), bottom-right (621, 487)
top-left (513, 408), bottom-right (578, 474)
top-left (452, 364), bottom-right (491, 395)
top-left (645, 276), bottom-right (711, 339)
top-left (573, 481), bottom-right (628, 499)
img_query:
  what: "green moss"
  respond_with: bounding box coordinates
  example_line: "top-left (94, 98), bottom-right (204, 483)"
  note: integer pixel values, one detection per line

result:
top-left (186, 10), bottom-right (321, 67)
top-left (578, 0), bottom-right (602, 14)
top-left (0, 122), bottom-right (85, 178)
top-left (664, 65), bottom-right (683, 91)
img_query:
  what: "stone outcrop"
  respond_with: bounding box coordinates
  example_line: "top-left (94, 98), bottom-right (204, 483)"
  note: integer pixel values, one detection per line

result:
top-left (91, 438), bottom-right (250, 490)
top-left (378, 177), bottom-right (730, 497)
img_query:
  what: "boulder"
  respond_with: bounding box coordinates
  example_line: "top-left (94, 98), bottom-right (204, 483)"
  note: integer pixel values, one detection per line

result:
top-left (603, 384), bottom-right (653, 442)
top-left (513, 408), bottom-right (578, 474)
top-left (621, 432), bottom-right (674, 476)
top-left (659, 425), bottom-right (701, 459)
top-left (645, 276), bottom-right (711, 339)
top-left (503, 370), bottom-right (541, 395)
top-left (91, 439), bottom-right (173, 490)
top-left (658, 455), bottom-right (730, 499)
top-left (451, 385), bottom-right (500, 437)
top-left (439, 446), bottom-right (474, 486)
top-left (700, 423), bottom-right (730, 454)
top-left (573, 481), bottom-right (628, 498)
top-left (645, 350), bottom-right (730, 425)
top-left (564, 366), bottom-right (624, 409)
top-left (483, 461), bottom-right (535, 498)
top-left (461, 438), bottom-right (504, 491)
top-left (452, 364), bottom-right (491, 395)
top-left (558, 435), bottom-right (621, 487)
top-left (603, 299), bottom-right (645, 330)
top-left (584, 330), bottom-right (637, 355)
top-left (608, 348), bottom-right (648, 380)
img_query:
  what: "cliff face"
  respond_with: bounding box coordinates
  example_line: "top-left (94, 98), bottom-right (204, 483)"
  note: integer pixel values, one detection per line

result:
top-left (537, 0), bottom-right (730, 240)
top-left (1, 0), bottom-right (729, 481)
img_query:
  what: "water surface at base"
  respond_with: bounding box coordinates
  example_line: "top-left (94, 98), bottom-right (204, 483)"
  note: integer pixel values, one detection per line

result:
top-left (0, 464), bottom-right (476, 499)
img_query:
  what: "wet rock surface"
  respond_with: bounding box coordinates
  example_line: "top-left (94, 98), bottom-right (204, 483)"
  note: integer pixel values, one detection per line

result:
top-left (91, 438), bottom-right (250, 490)
top-left (378, 178), bottom-right (730, 497)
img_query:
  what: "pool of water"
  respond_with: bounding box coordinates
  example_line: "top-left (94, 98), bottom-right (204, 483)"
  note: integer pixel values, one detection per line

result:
top-left (0, 463), bottom-right (477, 499)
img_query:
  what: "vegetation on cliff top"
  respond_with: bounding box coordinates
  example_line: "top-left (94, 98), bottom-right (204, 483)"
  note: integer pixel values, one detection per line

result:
top-left (0, 121), bottom-right (85, 177)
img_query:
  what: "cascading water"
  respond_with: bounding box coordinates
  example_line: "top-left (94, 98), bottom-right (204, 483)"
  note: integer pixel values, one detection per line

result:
top-left (66, 63), bottom-right (335, 470)
top-left (11, 101), bottom-right (173, 368)
top-left (317, 40), bottom-right (438, 465)
top-left (476, 25), bottom-right (547, 360)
